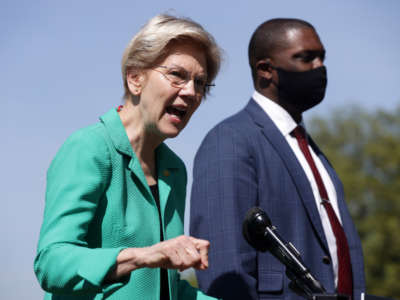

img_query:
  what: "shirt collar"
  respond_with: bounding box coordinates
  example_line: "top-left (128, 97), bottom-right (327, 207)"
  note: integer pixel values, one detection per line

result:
top-left (252, 90), bottom-right (302, 136)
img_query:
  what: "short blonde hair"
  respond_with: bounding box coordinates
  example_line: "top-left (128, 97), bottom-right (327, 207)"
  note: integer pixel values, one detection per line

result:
top-left (121, 14), bottom-right (222, 100)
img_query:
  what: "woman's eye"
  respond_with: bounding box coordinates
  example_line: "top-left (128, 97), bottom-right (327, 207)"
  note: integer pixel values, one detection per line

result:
top-left (169, 70), bottom-right (185, 79)
top-left (195, 79), bottom-right (206, 87)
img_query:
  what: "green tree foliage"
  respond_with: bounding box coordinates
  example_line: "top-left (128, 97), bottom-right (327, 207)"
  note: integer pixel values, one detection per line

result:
top-left (309, 104), bottom-right (400, 299)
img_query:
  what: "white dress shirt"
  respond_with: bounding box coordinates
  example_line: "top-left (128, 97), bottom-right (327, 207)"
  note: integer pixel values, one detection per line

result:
top-left (253, 90), bottom-right (341, 286)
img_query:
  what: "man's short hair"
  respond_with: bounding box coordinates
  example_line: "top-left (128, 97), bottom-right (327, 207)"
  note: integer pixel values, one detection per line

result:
top-left (248, 18), bottom-right (315, 82)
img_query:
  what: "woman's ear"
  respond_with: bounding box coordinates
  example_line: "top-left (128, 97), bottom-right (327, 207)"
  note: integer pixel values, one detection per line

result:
top-left (126, 70), bottom-right (144, 96)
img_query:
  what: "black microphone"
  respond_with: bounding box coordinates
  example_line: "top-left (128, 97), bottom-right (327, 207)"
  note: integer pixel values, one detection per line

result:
top-left (242, 207), bottom-right (326, 296)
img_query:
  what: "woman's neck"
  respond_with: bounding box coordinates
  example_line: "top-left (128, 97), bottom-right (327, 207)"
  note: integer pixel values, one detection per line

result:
top-left (118, 101), bottom-right (161, 186)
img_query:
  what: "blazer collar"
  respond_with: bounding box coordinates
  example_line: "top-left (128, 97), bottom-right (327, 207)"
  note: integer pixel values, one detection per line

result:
top-left (99, 108), bottom-right (182, 169)
top-left (245, 99), bottom-right (330, 252)
top-left (100, 108), bottom-right (134, 158)
top-left (99, 109), bottom-right (183, 200)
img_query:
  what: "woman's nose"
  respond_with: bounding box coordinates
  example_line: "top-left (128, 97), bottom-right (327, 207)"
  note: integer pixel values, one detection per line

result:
top-left (179, 79), bottom-right (197, 97)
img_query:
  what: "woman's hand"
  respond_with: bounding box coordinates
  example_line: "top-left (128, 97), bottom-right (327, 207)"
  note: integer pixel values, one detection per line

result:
top-left (106, 235), bottom-right (210, 281)
top-left (136, 235), bottom-right (210, 271)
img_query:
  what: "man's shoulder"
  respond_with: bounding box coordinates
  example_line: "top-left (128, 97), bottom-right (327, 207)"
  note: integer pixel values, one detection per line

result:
top-left (197, 102), bottom-right (260, 152)
top-left (210, 102), bottom-right (255, 133)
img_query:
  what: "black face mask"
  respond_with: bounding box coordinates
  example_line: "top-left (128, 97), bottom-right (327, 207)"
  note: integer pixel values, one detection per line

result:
top-left (274, 66), bottom-right (327, 112)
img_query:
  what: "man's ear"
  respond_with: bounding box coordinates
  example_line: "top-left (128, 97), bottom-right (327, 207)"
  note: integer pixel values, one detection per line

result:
top-left (126, 70), bottom-right (144, 95)
top-left (256, 59), bottom-right (274, 89)
top-left (256, 59), bottom-right (273, 80)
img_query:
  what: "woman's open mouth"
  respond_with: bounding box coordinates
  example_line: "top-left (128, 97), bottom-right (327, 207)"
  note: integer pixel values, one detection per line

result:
top-left (166, 105), bottom-right (187, 122)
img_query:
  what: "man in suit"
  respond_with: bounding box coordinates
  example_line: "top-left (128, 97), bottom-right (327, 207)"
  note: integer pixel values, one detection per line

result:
top-left (190, 18), bottom-right (366, 300)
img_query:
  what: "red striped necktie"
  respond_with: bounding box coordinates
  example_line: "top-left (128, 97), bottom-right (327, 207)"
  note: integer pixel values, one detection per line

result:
top-left (292, 125), bottom-right (353, 298)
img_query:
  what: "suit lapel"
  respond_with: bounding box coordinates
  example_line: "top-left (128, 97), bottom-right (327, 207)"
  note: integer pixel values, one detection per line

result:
top-left (309, 138), bottom-right (355, 243)
top-left (246, 99), bottom-right (330, 252)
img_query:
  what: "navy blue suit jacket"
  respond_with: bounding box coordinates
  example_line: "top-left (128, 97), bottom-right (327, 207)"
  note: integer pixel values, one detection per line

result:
top-left (190, 99), bottom-right (365, 300)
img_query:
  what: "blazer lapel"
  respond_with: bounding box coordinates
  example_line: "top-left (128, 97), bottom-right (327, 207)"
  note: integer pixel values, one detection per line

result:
top-left (310, 138), bottom-right (355, 243)
top-left (246, 99), bottom-right (330, 252)
top-left (128, 155), bottom-right (152, 197)
top-left (100, 108), bottom-right (152, 198)
top-left (156, 143), bottom-right (180, 220)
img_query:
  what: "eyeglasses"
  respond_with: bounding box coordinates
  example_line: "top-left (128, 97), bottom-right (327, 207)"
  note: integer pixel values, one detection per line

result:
top-left (152, 65), bottom-right (215, 95)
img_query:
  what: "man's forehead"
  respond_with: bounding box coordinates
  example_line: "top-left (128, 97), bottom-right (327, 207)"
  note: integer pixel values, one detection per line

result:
top-left (282, 27), bottom-right (323, 50)
top-left (286, 28), bottom-right (303, 41)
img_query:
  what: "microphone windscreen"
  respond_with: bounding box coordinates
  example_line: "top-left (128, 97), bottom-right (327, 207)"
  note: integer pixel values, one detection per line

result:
top-left (242, 207), bottom-right (271, 251)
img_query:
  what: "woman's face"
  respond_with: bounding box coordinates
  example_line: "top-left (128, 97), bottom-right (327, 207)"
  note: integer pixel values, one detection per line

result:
top-left (130, 42), bottom-right (208, 141)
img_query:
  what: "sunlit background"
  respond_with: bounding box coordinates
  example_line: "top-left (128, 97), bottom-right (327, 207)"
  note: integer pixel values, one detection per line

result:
top-left (2, 0), bottom-right (399, 299)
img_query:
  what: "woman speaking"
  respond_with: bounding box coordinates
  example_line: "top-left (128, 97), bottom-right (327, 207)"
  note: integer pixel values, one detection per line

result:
top-left (34, 14), bottom-right (221, 300)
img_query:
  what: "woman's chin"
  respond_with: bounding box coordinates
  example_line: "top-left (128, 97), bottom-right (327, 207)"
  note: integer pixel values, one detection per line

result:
top-left (158, 120), bottom-right (187, 139)
top-left (152, 125), bottom-right (179, 140)
top-left (163, 128), bottom-right (181, 139)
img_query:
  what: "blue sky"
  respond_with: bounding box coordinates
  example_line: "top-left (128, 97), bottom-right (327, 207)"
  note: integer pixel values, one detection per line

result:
top-left (1, 0), bottom-right (399, 298)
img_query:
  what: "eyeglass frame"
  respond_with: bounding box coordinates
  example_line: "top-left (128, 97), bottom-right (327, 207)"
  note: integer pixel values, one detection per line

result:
top-left (152, 65), bottom-right (215, 95)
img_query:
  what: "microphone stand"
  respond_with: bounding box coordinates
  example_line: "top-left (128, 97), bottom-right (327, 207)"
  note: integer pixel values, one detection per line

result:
top-left (262, 223), bottom-right (350, 300)
top-left (243, 207), bottom-right (351, 300)
top-left (264, 227), bottom-right (350, 300)
top-left (243, 207), bottom-right (392, 300)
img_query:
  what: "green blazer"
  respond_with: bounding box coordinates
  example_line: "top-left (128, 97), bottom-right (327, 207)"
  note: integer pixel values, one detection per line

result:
top-left (34, 108), bottom-right (216, 300)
